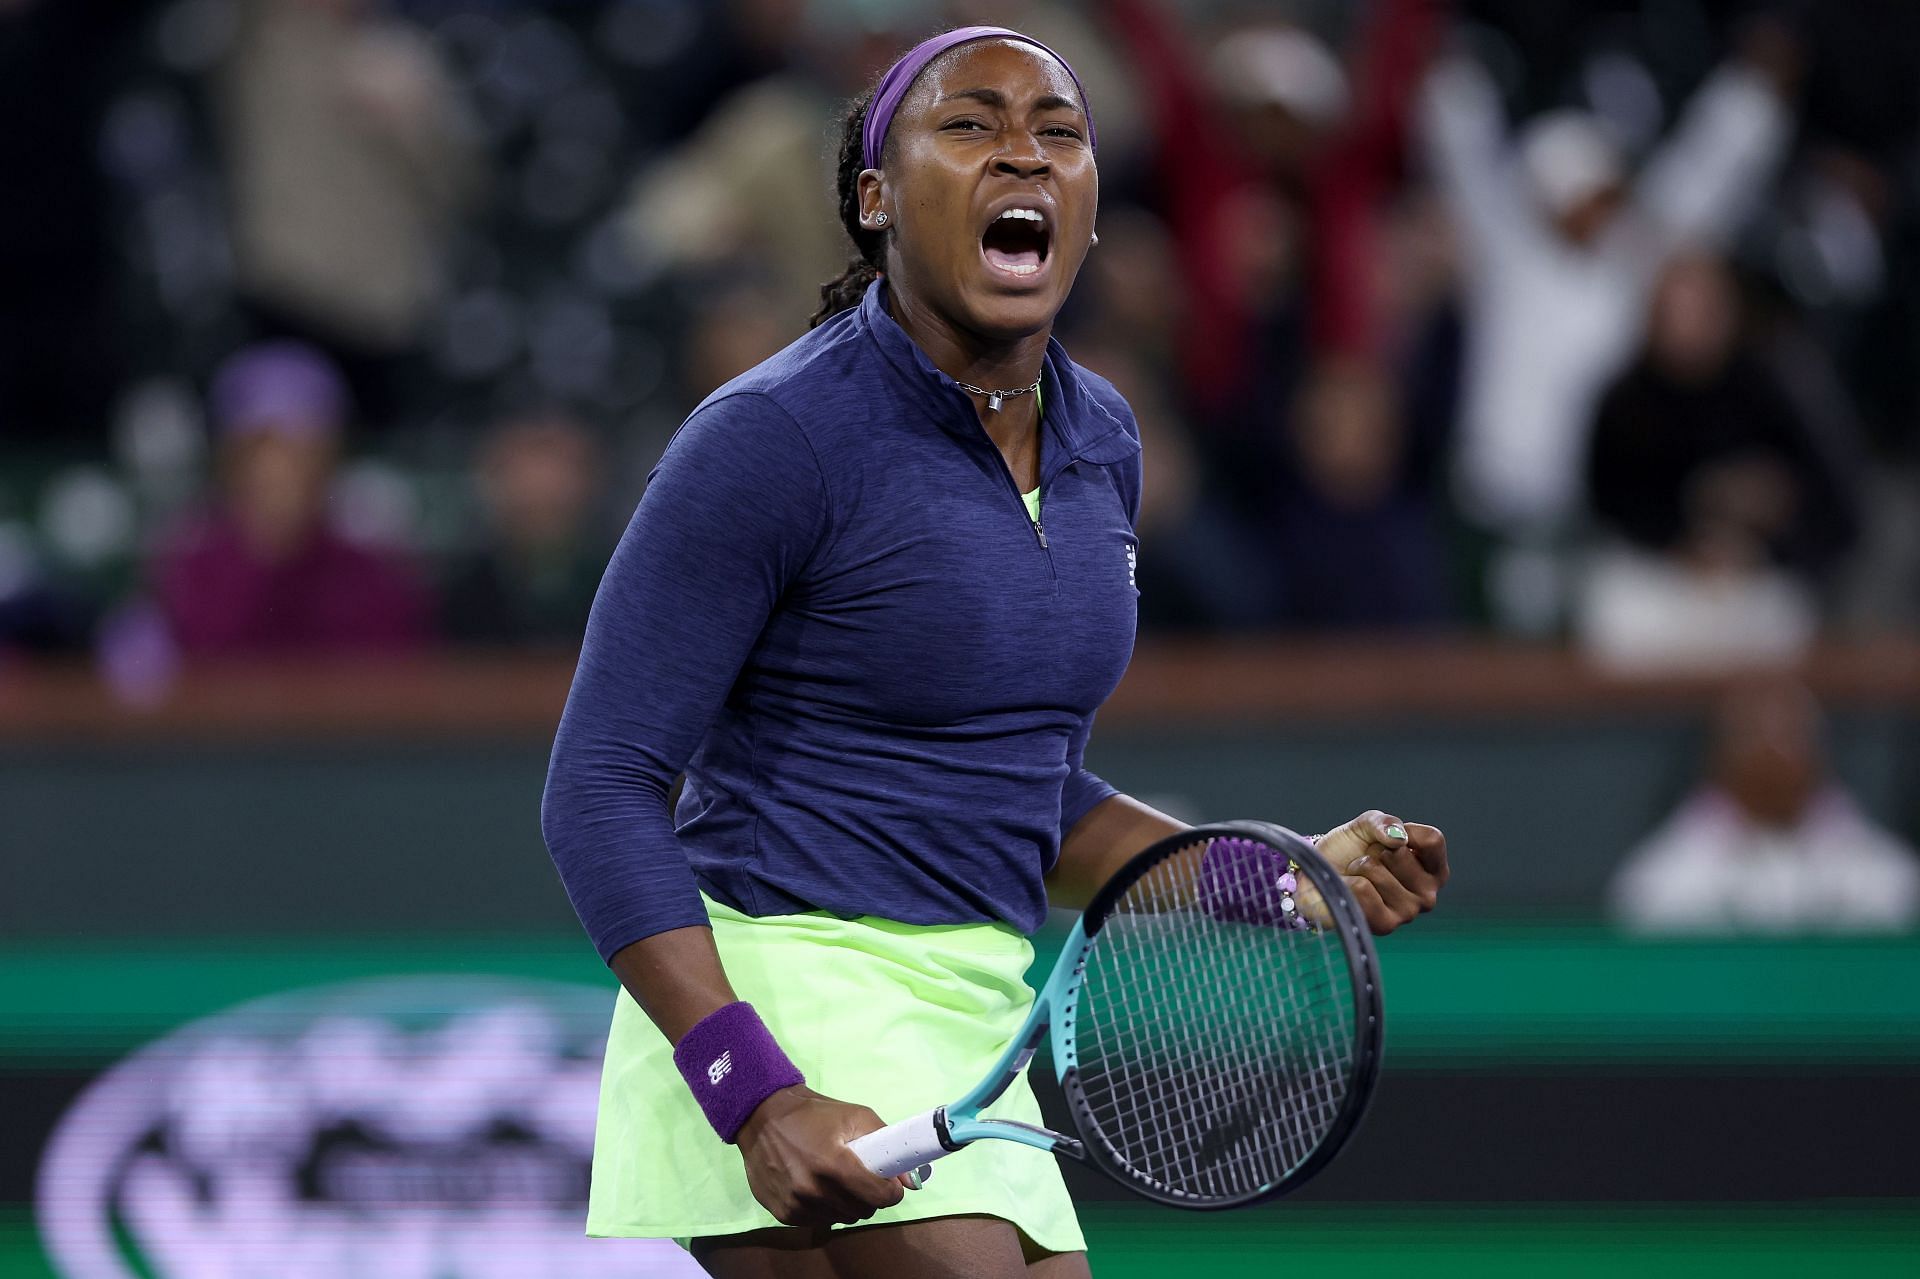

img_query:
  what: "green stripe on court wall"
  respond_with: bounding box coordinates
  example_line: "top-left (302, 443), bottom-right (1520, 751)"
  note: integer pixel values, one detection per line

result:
top-left (1378, 929), bottom-right (1920, 1063)
top-left (3, 929), bottom-right (1918, 1065)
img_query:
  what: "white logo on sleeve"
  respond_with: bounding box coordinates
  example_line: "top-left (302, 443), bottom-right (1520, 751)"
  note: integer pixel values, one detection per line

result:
top-left (707, 1051), bottom-right (733, 1086)
top-left (1126, 542), bottom-right (1137, 589)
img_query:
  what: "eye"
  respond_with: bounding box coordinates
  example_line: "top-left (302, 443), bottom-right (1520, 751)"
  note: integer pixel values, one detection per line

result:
top-left (1042, 126), bottom-right (1084, 140)
top-left (944, 118), bottom-right (990, 132)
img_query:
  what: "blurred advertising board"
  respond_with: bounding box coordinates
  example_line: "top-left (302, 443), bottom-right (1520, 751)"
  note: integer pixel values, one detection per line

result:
top-left (35, 976), bottom-right (701, 1279)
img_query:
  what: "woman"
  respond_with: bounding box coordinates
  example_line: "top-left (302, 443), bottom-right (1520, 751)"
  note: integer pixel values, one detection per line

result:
top-left (542, 27), bottom-right (1449, 1279)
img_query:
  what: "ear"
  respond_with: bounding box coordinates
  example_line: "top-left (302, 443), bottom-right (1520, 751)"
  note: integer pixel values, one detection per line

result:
top-left (856, 168), bottom-right (887, 229)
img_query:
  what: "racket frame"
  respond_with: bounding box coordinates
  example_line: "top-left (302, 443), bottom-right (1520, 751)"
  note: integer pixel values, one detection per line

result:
top-left (939, 913), bottom-right (1095, 1159)
top-left (849, 821), bottom-right (1384, 1207)
top-left (1057, 820), bottom-right (1385, 1208)
top-left (849, 917), bottom-right (1095, 1176)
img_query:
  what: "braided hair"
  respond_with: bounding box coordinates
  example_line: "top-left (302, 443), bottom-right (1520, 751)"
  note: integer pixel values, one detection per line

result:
top-left (810, 89), bottom-right (885, 329)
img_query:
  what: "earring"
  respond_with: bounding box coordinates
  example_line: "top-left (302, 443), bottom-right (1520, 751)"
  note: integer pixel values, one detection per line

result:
top-left (874, 212), bottom-right (889, 227)
top-left (1091, 230), bottom-right (1100, 247)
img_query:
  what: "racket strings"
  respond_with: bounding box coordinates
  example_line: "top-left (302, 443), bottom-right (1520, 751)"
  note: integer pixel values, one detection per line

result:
top-left (1151, 864), bottom-right (1297, 1196)
top-left (1086, 881), bottom-right (1344, 1197)
top-left (1071, 837), bottom-right (1357, 1202)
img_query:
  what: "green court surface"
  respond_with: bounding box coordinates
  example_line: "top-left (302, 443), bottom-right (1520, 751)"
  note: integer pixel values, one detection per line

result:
top-left (7, 1205), bottom-right (1918, 1278)
top-left (5, 927), bottom-right (1918, 1065)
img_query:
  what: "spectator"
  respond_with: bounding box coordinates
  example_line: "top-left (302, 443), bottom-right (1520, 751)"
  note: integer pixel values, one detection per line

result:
top-left (681, 281), bottom-right (794, 407)
top-left (1110, 0), bottom-right (1443, 421)
top-left (1419, 22), bottom-right (1798, 548)
top-left (216, 0), bottom-right (481, 424)
top-left (621, 2), bottom-right (1143, 333)
top-left (1576, 252), bottom-right (1861, 670)
top-left (620, 70), bottom-right (845, 336)
top-left (441, 410), bottom-right (607, 648)
top-left (1060, 213), bottom-right (1263, 632)
top-left (1268, 358), bottom-right (1453, 629)
top-left (1105, 0), bottom-right (1450, 635)
top-left (151, 342), bottom-right (433, 658)
top-left (618, 9), bottom-right (913, 331)
top-left (1610, 681), bottom-right (1920, 934)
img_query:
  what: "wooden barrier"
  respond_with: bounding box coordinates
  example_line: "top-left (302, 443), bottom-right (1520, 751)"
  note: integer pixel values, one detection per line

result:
top-left (4, 638), bottom-right (1920, 741)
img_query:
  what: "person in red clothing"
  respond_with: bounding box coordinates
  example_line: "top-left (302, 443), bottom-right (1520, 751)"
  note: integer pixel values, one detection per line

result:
top-left (1106, 0), bottom-right (1442, 411)
top-left (152, 340), bottom-right (433, 658)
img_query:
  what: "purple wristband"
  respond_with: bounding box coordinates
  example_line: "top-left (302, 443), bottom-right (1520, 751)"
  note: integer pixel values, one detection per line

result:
top-left (672, 1002), bottom-right (805, 1143)
top-left (1199, 837), bottom-right (1313, 930)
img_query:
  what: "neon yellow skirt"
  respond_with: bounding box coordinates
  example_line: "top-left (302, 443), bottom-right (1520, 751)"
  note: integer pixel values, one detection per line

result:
top-left (585, 895), bottom-right (1085, 1254)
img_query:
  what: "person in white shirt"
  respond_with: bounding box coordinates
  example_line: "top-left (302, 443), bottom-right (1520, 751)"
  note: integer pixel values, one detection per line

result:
top-left (1418, 23), bottom-right (1798, 547)
top-left (1610, 681), bottom-right (1920, 934)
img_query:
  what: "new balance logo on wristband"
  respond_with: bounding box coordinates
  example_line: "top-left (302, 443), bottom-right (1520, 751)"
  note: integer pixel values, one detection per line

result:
top-left (674, 1002), bottom-right (804, 1141)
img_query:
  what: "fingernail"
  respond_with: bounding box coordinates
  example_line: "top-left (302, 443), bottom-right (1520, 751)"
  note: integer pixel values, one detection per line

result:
top-left (1348, 855), bottom-right (1369, 872)
top-left (1385, 824), bottom-right (1407, 842)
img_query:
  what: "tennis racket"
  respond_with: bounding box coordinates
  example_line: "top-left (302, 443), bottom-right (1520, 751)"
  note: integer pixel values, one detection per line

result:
top-left (849, 821), bottom-right (1383, 1208)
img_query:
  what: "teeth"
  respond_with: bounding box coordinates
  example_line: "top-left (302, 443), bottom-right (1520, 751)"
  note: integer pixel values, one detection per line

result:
top-left (996, 208), bottom-right (1045, 224)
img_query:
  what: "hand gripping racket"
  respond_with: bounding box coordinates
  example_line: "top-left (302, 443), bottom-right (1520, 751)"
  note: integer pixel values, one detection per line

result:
top-left (849, 821), bottom-right (1383, 1208)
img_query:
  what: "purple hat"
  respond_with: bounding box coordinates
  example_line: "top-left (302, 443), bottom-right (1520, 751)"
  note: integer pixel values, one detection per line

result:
top-left (210, 340), bottom-right (349, 439)
top-left (862, 25), bottom-right (1097, 171)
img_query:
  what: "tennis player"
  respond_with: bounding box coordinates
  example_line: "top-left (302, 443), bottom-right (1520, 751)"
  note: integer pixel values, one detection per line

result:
top-left (542, 26), bottom-right (1450, 1279)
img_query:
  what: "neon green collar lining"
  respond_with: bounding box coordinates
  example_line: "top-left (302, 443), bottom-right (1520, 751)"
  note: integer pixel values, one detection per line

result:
top-left (1022, 380), bottom-right (1044, 517)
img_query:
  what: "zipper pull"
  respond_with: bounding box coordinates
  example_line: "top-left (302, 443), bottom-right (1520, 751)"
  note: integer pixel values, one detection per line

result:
top-left (1033, 521), bottom-right (1048, 548)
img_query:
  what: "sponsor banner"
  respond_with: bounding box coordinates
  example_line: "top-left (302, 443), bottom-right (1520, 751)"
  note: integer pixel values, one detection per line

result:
top-left (36, 976), bottom-right (702, 1279)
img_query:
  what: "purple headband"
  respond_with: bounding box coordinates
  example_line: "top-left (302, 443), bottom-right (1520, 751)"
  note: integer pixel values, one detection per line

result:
top-left (861, 25), bottom-right (1097, 171)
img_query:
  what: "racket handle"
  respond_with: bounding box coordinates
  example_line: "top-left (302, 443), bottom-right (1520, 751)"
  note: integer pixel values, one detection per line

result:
top-left (849, 1107), bottom-right (956, 1179)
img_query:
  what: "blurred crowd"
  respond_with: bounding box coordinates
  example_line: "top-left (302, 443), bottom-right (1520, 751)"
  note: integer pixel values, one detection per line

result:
top-left (3, 0), bottom-right (1920, 674)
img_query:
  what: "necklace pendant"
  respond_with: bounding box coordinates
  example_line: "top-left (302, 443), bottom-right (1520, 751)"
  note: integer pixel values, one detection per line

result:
top-left (986, 392), bottom-right (1004, 411)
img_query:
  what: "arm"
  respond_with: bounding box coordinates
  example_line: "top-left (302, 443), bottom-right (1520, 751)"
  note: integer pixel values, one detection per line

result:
top-left (349, 25), bottom-right (484, 215)
top-left (1311, 0), bottom-right (1448, 354)
top-left (1051, 787), bottom-right (1452, 935)
top-left (540, 394), bottom-right (905, 1224)
top-left (1629, 45), bottom-right (1793, 258)
top-left (607, 925), bottom-right (740, 1045)
top-left (1417, 52), bottom-right (1532, 268)
top-left (1046, 792), bottom-right (1188, 912)
top-left (1101, 0), bottom-right (1259, 408)
top-left (606, 924), bottom-right (906, 1218)
top-left (1042, 425), bottom-right (1181, 912)
top-left (540, 393), bottom-right (827, 963)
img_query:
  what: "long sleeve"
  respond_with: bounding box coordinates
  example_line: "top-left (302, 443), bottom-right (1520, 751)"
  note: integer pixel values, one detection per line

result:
top-left (1418, 55), bottom-right (1532, 269)
top-left (1628, 64), bottom-right (1788, 263)
top-left (1309, 0), bottom-right (1446, 354)
top-left (1101, 0), bottom-right (1259, 412)
top-left (1056, 407), bottom-right (1140, 845)
top-left (1058, 709), bottom-right (1119, 845)
top-left (540, 393), bottom-right (828, 962)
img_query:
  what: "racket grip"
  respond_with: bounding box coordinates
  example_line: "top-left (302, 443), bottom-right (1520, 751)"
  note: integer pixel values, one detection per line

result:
top-left (848, 1107), bottom-right (955, 1179)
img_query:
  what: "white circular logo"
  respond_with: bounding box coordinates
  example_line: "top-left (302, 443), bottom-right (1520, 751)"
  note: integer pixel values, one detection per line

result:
top-left (36, 975), bottom-right (701, 1278)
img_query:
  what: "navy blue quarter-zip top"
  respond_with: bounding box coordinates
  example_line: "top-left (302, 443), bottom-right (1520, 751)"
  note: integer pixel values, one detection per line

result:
top-left (542, 281), bottom-right (1143, 963)
top-left (954, 383), bottom-right (1053, 571)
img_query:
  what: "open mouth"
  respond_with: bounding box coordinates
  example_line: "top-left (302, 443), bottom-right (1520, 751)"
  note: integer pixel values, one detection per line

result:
top-left (981, 207), bottom-right (1051, 280)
